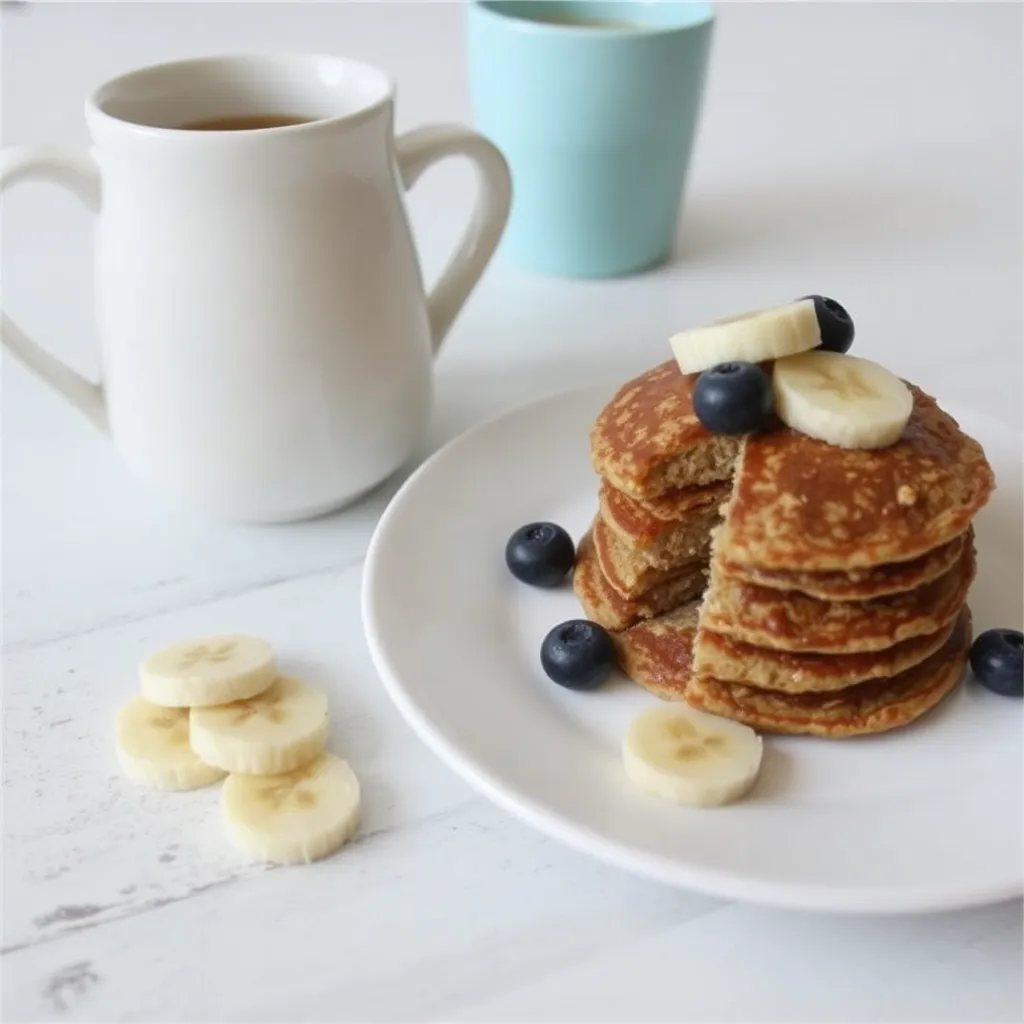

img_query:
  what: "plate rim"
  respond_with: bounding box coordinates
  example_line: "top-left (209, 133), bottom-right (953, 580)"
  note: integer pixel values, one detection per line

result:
top-left (362, 384), bottom-right (1024, 915)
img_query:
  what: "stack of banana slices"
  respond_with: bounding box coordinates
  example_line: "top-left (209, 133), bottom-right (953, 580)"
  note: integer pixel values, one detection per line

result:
top-left (115, 634), bottom-right (360, 865)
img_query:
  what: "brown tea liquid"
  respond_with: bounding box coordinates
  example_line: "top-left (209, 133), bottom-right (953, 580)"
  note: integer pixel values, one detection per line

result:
top-left (178, 114), bottom-right (314, 131)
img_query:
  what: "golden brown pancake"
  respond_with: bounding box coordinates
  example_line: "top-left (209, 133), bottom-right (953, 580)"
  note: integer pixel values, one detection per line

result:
top-left (601, 475), bottom-right (969, 600)
top-left (586, 358), bottom-right (991, 736)
top-left (593, 516), bottom-right (708, 599)
top-left (573, 530), bottom-right (706, 632)
top-left (685, 610), bottom-right (971, 737)
top-left (590, 362), bottom-right (740, 499)
top-left (717, 387), bottom-right (993, 571)
top-left (616, 607), bottom-right (971, 737)
top-left (717, 531), bottom-right (968, 602)
top-left (612, 600), bottom-right (700, 701)
top-left (590, 361), bottom-right (994, 571)
top-left (598, 477), bottom-right (728, 568)
top-left (700, 540), bottom-right (975, 654)
top-left (693, 616), bottom-right (960, 693)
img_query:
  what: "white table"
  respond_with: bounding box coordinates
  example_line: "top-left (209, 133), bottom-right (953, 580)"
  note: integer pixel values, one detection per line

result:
top-left (3, 3), bottom-right (1021, 1021)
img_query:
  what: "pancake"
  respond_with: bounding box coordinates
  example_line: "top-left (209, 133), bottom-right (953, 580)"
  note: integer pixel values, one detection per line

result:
top-left (601, 475), bottom-right (969, 600)
top-left (590, 361), bottom-right (739, 499)
top-left (598, 477), bottom-right (728, 567)
top-left (616, 606), bottom-right (971, 737)
top-left (573, 530), bottom-right (706, 632)
top-left (593, 515), bottom-right (709, 599)
top-left (692, 616), bottom-right (960, 693)
top-left (612, 600), bottom-right (700, 702)
top-left (716, 530), bottom-right (968, 602)
top-left (717, 386), bottom-right (994, 571)
top-left (587, 358), bottom-right (991, 735)
top-left (590, 360), bottom-right (994, 571)
top-left (699, 540), bottom-right (975, 654)
top-left (685, 609), bottom-right (972, 737)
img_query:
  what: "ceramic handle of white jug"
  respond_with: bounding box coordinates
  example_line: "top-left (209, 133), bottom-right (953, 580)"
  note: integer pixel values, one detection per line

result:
top-left (396, 125), bottom-right (511, 355)
top-left (0, 147), bottom-right (108, 432)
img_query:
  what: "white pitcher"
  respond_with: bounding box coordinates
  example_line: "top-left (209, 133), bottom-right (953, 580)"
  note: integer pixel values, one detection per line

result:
top-left (0, 54), bottom-right (511, 522)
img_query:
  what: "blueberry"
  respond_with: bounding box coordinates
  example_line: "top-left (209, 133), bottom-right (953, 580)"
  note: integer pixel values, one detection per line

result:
top-left (540, 619), bottom-right (616, 690)
top-left (969, 628), bottom-right (1024, 697)
top-left (505, 522), bottom-right (575, 587)
top-left (692, 362), bottom-right (774, 435)
top-left (800, 294), bottom-right (855, 354)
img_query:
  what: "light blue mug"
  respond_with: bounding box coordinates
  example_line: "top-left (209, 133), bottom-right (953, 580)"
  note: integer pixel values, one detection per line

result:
top-left (467, 0), bottom-right (715, 278)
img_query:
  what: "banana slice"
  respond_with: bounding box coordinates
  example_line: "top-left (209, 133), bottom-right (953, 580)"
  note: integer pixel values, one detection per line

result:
top-left (670, 300), bottom-right (820, 374)
top-left (773, 350), bottom-right (912, 450)
top-left (140, 635), bottom-right (276, 708)
top-left (222, 752), bottom-right (360, 865)
top-left (116, 697), bottom-right (226, 790)
top-left (622, 704), bottom-right (762, 807)
top-left (190, 676), bottom-right (329, 775)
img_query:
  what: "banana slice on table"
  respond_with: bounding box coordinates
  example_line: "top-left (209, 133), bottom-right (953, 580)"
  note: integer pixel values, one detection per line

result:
top-left (190, 676), bottom-right (329, 775)
top-left (623, 704), bottom-right (762, 807)
top-left (140, 635), bottom-right (276, 708)
top-left (116, 697), bottom-right (226, 790)
top-left (773, 350), bottom-right (912, 450)
top-left (670, 300), bottom-right (820, 374)
top-left (222, 752), bottom-right (360, 865)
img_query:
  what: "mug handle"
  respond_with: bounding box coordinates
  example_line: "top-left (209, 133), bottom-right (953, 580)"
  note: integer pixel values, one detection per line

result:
top-left (395, 125), bottom-right (511, 355)
top-left (0, 147), bottom-right (108, 432)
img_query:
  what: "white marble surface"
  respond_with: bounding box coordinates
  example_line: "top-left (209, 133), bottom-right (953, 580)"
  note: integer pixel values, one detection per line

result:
top-left (2, 2), bottom-right (1022, 1021)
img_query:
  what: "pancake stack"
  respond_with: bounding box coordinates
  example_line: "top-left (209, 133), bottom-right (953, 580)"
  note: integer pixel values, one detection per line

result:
top-left (575, 360), bottom-right (994, 737)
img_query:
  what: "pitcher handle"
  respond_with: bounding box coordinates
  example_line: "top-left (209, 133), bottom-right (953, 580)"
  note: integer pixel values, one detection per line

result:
top-left (396, 125), bottom-right (511, 355)
top-left (1, 147), bottom-right (107, 432)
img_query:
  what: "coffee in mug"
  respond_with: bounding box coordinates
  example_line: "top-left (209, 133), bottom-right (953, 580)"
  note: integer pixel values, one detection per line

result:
top-left (177, 113), bottom-right (315, 131)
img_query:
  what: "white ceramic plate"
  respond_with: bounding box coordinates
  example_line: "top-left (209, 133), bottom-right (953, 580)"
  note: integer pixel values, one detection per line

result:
top-left (362, 385), bottom-right (1023, 914)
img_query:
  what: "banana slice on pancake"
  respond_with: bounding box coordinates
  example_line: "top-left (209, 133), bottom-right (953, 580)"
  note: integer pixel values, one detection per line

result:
top-left (670, 300), bottom-right (820, 374)
top-left (773, 350), bottom-right (913, 450)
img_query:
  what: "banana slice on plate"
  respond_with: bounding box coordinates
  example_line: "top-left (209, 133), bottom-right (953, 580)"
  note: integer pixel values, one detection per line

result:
top-left (140, 634), bottom-right (277, 708)
top-left (670, 300), bottom-right (820, 374)
top-left (773, 350), bottom-right (912, 449)
top-left (116, 697), bottom-right (227, 790)
top-left (623, 704), bottom-right (762, 807)
top-left (222, 752), bottom-right (360, 865)
top-left (190, 676), bottom-right (329, 775)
